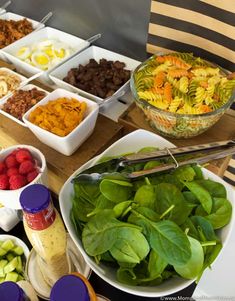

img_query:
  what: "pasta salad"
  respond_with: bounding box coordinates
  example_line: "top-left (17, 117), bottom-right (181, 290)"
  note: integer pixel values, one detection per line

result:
top-left (134, 52), bottom-right (235, 115)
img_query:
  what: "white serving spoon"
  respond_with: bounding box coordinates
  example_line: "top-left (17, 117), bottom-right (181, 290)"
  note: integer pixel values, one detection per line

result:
top-left (33, 11), bottom-right (53, 32)
top-left (0, 0), bottom-right (11, 16)
top-left (47, 33), bottom-right (102, 74)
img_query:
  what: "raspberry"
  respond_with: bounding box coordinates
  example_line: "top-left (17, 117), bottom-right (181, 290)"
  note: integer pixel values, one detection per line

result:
top-left (4, 155), bottom-right (18, 168)
top-left (0, 162), bottom-right (6, 174)
top-left (19, 160), bottom-right (35, 175)
top-left (7, 167), bottom-right (19, 177)
top-left (0, 174), bottom-right (9, 190)
top-left (9, 174), bottom-right (27, 190)
top-left (27, 170), bottom-right (39, 183)
top-left (15, 149), bottom-right (33, 163)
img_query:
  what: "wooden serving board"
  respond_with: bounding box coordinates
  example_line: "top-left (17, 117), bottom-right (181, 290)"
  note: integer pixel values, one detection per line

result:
top-left (119, 103), bottom-right (235, 177)
top-left (0, 114), bottom-right (123, 194)
top-left (0, 59), bottom-right (124, 194)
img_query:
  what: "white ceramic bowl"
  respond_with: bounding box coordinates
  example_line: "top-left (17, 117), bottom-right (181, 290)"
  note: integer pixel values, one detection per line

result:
top-left (23, 88), bottom-right (99, 156)
top-left (59, 129), bottom-right (235, 297)
top-left (0, 234), bottom-right (30, 259)
top-left (0, 83), bottom-right (49, 127)
top-left (0, 234), bottom-right (30, 284)
top-left (0, 144), bottom-right (47, 209)
top-left (0, 12), bottom-right (43, 60)
top-left (49, 45), bottom-right (140, 104)
top-left (2, 27), bottom-right (89, 84)
top-left (0, 67), bottom-right (26, 99)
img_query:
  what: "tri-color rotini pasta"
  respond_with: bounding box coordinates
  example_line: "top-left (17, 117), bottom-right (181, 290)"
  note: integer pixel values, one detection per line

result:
top-left (134, 52), bottom-right (235, 115)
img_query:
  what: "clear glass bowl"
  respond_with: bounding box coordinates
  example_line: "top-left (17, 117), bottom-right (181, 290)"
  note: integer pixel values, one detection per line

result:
top-left (130, 54), bottom-right (235, 139)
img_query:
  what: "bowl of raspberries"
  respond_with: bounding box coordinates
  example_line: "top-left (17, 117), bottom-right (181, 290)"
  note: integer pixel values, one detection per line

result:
top-left (0, 145), bottom-right (47, 209)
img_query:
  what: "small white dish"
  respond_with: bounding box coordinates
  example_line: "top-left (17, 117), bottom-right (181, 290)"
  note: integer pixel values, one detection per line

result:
top-left (0, 234), bottom-right (30, 259)
top-left (0, 12), bottom-right (43, 60)
top-left (0, 12), bottom-right (42, 29)
top-left (49, 45), bottom-right (140, 104)
top-left (2, 27), bottom-right (89, 84)
top-left (0, 234), bottom-right (30, 282)
top-left (26, 234), bottom-right (91, 300)
top-left (0, 144), bottom-right (48, 209)
top-left (23, 88), bottom-right (99, 156)
top-left (0, 83), bottom-right (49, 127)
top-left (59, 129), bottom-right (235, 297)
top-left (0, 67), bottom-right (27, 100)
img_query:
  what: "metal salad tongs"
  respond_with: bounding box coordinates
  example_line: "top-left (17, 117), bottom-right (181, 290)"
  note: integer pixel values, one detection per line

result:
top-left (74, 139), bottom-right (235, 183)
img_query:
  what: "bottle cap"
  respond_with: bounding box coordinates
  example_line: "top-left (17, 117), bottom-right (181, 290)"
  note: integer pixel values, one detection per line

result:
top-left (0, 281), bottom-right (25, 301)
top-left (50, 275), bottom-right (90, 301)
top-left (20, 184), bottom-right (50, 213)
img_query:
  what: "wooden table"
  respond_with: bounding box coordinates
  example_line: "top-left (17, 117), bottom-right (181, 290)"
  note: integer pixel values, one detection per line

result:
top-left (0, 114), bottom-right (123, 195)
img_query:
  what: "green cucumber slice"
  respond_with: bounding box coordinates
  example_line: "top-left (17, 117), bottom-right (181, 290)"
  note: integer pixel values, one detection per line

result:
top-left (16, 256), bottom-right (23, 273)
top-left (1, 240), bottom-right (15, 251)
top-left (13, 246), bottom-right (24, 256)
top-left (5, 271), bottom-right (19, 282)
top-left (4, 257), bottom-right (18, 274)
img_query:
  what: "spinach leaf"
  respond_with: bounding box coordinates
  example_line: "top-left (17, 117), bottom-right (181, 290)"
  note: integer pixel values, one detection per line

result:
top-left (183, 181), bottom-right (212, 214)
top-left (134, 184), bottom-right (156, 210)
top-left (155, 183), bottom-right (191, 225)
top-left (128, 206), bottom-right (160, 224)
top-left (87, 194), bottom-right (115, 217)
top-left (82, 210), bottom-right (142, 256)
top-left (110, 228), bottom-right (150, 264)
top-left (192, 165), bottom-right (203, 180)
top-left (100, 179), bottom-right (133, 203)
top-left (197, 243), bottom-right (222, 282)
top-left (196, 179), bottom-right (227, 198)
top-left (100, 251), bottom-right (115, 262)
top-left (148, 249), bottom-right (168, 278)
top-left (172, 165), bottom-right (196, 182)
top-left (151, 174), bottom-right (183, 190)
top-left (75, 182), bottom-right (100, 205)
top-left (117, 267), bottom-right (138, 285)
top-left (173, 236), bottom-right (204, 279)
top-left (183, 191), bottom-right (200, 205)
top-left (181, 218), bottom-right (200, 240)
top-left (138, 147), bottom-right (159, 153)
top-left (113, 201), bottom-right (134, 219)
top-left (144, 161), bottom-right (161, 170)
top-left (130, 210), bottom-right (191, 266)
top-left (190, 216), bottom-right (218, 241)
top-left (204, 198), bottom-right (232, 229)
top-left (71, 196), bottom-right (95, 222)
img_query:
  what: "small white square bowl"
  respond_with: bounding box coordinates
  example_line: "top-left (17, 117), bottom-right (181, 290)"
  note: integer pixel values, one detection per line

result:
top-left (0, 12), bottom-right (43, 60)
top-left (2, 27), bottom-right (90, 83)
top-left (23, 88), bottom-right (99, 156)
top-left (0, 83), bottom-right (49, 127)
top-left (49, 45), bottom-right (140, 103)
top-left (0, 67), bottom-right (27, 98)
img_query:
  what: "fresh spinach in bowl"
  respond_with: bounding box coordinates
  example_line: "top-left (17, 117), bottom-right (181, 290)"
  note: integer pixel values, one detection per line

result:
top-left (70, 150), bottom-right (232, 286)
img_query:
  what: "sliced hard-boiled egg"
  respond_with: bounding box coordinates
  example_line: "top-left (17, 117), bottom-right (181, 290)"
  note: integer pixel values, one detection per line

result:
top-left (16, 47), bottom-right (31, 60)
top-left (37, 39), bottom-right (54, 49)
top-left (31, 51), bottom-right (50, 70)
top-left (44, 45), bottom-right (56, 58)
top-left (15, 39), bottom-right (74, 70)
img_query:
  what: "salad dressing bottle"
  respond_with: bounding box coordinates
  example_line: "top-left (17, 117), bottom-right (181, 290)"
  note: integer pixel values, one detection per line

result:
top-left (20, 184), bottom-right (69, 286)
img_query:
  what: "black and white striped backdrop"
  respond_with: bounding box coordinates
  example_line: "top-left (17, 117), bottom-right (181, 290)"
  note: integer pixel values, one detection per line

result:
top-left (147, 0), bottom-right (235, 186)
